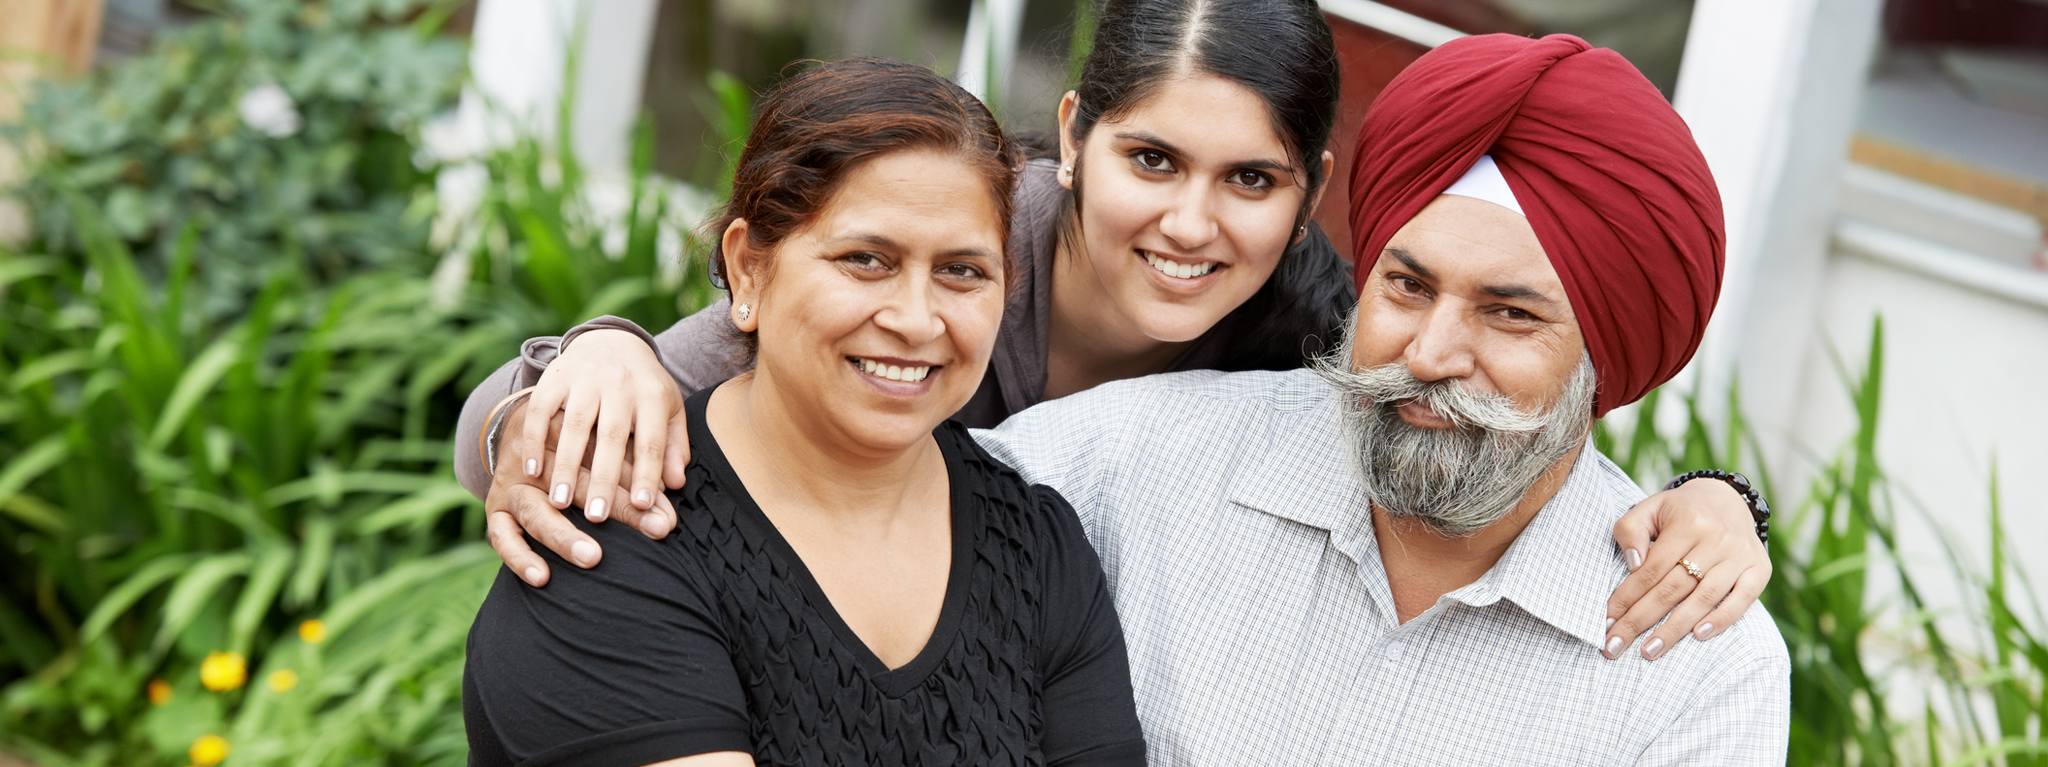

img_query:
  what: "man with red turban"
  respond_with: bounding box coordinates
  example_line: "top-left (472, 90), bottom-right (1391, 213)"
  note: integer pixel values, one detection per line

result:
top-left (980, 33), bottom-right (1788, 762)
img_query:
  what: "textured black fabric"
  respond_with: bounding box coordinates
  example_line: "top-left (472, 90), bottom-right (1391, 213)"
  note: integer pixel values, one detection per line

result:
top-left (465, 387), bottom-right (1146, 767)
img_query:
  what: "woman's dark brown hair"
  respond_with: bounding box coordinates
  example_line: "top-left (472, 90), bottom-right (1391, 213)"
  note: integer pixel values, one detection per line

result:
top-left (708, 58), bottom-right (1018, 301)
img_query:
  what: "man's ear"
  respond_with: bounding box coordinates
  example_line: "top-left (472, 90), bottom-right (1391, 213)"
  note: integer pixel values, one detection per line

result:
top-left (720, 219), bottom-right (761, 332)
top-left (1055, 91), bottom-right (1082, 191)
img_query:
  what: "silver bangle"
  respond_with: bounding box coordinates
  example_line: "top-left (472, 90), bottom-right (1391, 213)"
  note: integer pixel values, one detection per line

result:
top-left (483, 390), bottom-right (535, 475)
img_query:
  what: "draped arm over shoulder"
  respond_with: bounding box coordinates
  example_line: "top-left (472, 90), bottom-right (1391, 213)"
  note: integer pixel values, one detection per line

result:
top-left (450, 299), bottom-right (752, 499)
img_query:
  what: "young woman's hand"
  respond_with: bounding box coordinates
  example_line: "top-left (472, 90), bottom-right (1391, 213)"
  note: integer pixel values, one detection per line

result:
top-left (486, 401), bottom-right (679, 586)
top-left (1603, 477), bottom-right (1771, 660)
top-left (511, 329), bottom-right (690, 520)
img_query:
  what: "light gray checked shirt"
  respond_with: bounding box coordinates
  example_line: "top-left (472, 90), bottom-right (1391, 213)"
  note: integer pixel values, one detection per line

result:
top-left (975, 368), bottom-right (1790, 765)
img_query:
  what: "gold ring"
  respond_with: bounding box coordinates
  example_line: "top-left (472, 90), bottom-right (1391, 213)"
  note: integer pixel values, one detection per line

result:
top-left (1679, 558), bottom-right (1705, 581)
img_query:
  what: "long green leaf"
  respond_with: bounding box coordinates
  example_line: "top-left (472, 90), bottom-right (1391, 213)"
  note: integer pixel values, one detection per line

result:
top-left (351, 482), bottom-right (475, 535)
top-left (229, 546), bottom-right (295, 654)
top-left (78, 554), bottom-right (202, 643)
top-left (152, 552), bottom-right (254, 652)
top-left (147, 332), bottom-right (243, 450)
top-left (287, 514), bottom-right (336, 610)
top-left (0, 434), bottom-right (69, 507)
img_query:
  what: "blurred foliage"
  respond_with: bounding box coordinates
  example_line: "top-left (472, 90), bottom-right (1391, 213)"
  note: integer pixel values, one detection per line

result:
top-left (2, 0), bottom-right (466, 321)
top-left (1597, 318), bottom-right (2045, 766)
top-left (0, 1), bottom-right (716, 764)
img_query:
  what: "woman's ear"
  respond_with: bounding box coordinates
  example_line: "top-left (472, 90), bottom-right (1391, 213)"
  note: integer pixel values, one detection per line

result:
top-left (1296, 150), bottom-right (1338, 244)
top-left (720, 219), bottom-right (761, 332)
top-left (1056, 91), bottom-right (1082, 191)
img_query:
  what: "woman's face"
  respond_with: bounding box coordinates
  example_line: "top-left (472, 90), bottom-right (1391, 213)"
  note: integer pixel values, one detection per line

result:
top-left (1057, 73), bottom-right (1331, 344)
top-left (725, 149), bottom-right (1007, 454)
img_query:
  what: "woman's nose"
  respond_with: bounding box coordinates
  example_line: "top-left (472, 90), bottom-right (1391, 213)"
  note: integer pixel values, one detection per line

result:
top-left (1158, 183), bottom-right (1219, 250)
top-left (874, 275), bottom-right (943, 346)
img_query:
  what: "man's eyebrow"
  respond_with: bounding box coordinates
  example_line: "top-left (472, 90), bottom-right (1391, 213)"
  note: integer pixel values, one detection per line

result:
top-left (843, 231), bottom-right (997, 259)
top-left (1385, 247), bottom-right (1435, 282)
top-left (1112, 131), bottom-right (1291, 172)
top-left (1481, 284), bottom-right (1561, 306)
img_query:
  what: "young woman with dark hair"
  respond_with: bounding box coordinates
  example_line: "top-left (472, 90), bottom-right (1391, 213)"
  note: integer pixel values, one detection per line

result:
top-left (463, 58), bottom-right (1147, 766)
top-left (458, 0), bottom-right (1774, 661)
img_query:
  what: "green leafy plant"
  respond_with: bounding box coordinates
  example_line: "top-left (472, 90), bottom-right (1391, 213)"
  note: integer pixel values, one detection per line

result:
top-left (0, 3), bottom-right (723, 763)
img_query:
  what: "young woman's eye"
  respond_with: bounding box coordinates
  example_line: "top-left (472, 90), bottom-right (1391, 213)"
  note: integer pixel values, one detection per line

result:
top-left (1131, 150), bottom-right (1174, 173)
top-left (1229, 170), bottom-right (1274, 189)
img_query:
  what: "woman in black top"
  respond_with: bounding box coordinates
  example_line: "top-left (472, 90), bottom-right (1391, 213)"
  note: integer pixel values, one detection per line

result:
top-left (463, 59), bottom-right (1146, 766)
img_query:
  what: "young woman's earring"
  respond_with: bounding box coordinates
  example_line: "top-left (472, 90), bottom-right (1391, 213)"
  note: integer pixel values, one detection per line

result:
top-left (1062, 165), bottom-right (1073, 178)
top-left (1296, 225), bottom-right (1307, 239)
top-left (736, 303), bottom-right (751, 322)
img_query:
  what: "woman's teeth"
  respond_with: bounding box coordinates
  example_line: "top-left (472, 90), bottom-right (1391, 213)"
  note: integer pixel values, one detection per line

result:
top-left (1145, 252), bottom-right (1218, 280)
top-left (853, 358), bottom-right (931, 383)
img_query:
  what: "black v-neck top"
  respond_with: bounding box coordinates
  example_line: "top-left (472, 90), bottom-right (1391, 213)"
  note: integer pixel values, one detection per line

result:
top-left (464, 388), bottom-right (1146, 767)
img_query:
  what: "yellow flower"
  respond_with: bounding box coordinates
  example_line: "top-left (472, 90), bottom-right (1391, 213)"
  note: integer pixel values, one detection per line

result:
top-left (199, 651), bottom-right (246, 691)
top-left (147, 679), bottom-right (172, 705)
top-left (298, 619), bottom-right (327, 644)
top-left (267, 669), bottom-right (298, 692)
top-left (189, 734), bottom-right (229, 766)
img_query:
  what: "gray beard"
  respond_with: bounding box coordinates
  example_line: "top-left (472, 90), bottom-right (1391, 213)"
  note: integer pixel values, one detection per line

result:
top-left (1312, 332), bottom-right (1596, 538)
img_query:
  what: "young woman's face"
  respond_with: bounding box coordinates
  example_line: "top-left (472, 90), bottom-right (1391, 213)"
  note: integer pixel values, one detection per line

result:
top-left (1058, 73), bottom-right (1328, 344)
top-left (725, 149), bottom-right (1007, 453)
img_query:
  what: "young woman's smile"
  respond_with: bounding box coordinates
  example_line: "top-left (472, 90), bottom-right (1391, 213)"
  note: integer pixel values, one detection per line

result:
top-left (1055, 72), bottom-right (1328, 348)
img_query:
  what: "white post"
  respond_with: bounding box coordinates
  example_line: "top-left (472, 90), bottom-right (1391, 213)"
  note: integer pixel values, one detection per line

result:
top-left (448, 0), bottom-right (658, 172)
top-left (1670, 0), bottom-right (1884, 451)
top-left (955, 0), bottom-right (1028, 109)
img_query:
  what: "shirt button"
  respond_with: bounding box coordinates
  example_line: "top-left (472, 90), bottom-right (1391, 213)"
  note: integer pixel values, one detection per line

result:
top-left (1383, 642), bottom-right (1404, 669)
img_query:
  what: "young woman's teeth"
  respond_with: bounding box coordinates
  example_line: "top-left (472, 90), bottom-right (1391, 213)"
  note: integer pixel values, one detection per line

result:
top-left (1145, 252), bottom-right (1217, 279)
top-left (854, 358), bottom-right (930, 382)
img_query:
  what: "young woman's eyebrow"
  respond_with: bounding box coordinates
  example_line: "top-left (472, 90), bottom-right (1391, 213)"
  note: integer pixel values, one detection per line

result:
top-left (1111, 131), bottom-right (1290, 172)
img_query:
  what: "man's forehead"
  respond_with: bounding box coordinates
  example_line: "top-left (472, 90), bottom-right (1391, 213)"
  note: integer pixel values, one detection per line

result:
top-left (1383, 195), bottom-right (1560, 293)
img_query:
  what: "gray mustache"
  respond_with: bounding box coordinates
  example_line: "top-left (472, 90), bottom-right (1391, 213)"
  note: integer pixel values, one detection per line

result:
top-left (1342, 363), bottom-right (1547, 434)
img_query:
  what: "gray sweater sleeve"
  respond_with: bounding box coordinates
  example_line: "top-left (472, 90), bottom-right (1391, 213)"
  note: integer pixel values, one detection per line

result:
top-left (449, 299), bottom-right (753, 500)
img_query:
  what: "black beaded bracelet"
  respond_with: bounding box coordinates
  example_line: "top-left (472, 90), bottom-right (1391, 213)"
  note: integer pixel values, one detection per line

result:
top-left (1664, 469), bottom-right (1772, 545)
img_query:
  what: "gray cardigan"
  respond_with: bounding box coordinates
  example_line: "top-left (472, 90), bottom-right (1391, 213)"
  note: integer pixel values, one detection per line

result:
top-left (452, 159), bottom-right (1356, 498)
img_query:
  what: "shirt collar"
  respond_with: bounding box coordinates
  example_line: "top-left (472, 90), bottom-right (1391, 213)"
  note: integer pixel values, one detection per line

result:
top-left (1446, 448), bottom-right (1632, 649)
top-left (1225, 378), bottom-right (1377, 564)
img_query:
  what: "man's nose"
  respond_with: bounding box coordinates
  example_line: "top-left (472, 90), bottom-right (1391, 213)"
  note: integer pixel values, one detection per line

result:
top-left (1402, 305), bottom-right (1478, 383)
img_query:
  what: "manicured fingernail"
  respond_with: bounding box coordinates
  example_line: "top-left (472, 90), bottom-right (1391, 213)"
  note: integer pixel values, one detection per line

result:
top-left (523, 566), bottom-right (542, 585)
top-left (524, 458), bottom-right (539, 477)
top-left (587, 497), bottom-right (607, 522)
top-left (1606, 618), bottom-right (1616, 632)
top-left (641, 515), bottom-right (667, 537)
top-left (571, 540), bottom-right (598, 567)
top-left (633, 489), bottom-right (651, 507)
top-left (1625, 548), bottom-right (1643, 570)
top-left (1604, 636), bottom-right (1623, 657)
top-left (552, 484), bottom-right (569, 505)
top-left (1695, 622), bottom-right (1714, 640)
top-left (1643, 637), bottom-right (1665, 660)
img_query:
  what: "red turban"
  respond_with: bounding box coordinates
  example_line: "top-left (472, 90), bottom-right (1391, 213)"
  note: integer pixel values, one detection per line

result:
top-left (1347, 34), bottom-right (1725, 418)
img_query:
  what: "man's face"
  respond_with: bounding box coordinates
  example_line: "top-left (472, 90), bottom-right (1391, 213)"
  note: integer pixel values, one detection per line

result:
top-left (1322, 194), bottom-right (1595, 535)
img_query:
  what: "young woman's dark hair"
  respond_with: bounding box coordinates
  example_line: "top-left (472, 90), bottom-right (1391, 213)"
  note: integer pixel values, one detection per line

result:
top-left (1065, 0), bottom-right (1339, 227)
top-left (708, 58), bottom-right (1018, 308)
top-left (1042, 0), bottom-right (1349, 369)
